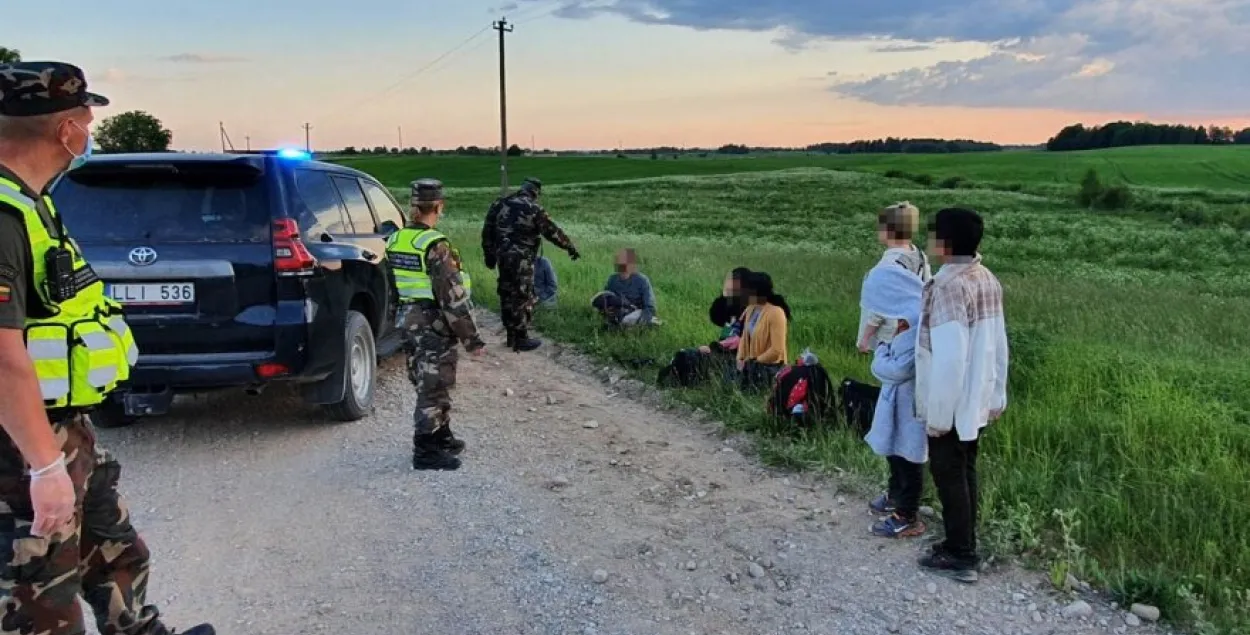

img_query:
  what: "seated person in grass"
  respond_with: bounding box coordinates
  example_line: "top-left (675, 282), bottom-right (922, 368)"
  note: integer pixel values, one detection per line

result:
top-left (730, 271), bottom-right (792, 390)
top-left (591, 248), bottom-right (661, 328)
top-left (858, 201), bottom-right (932, 353)
top-left (534, 254), bottom-right (558, 306)
top-left (701, 267), bottom-right (751, 357)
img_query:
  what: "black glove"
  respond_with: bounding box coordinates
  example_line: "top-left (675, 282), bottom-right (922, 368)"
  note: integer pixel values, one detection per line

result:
top-left (568, 247), bottom-right (581, 261)
top-left (484, 255), bottom-right (497, 270)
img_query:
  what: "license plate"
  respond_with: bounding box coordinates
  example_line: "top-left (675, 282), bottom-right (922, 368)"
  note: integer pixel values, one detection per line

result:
top-left (107, 282), bottom-right (195, 305)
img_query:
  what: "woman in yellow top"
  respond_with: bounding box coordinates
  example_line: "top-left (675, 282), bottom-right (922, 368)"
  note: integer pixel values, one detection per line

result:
top-left (734, 271), bottom-right (792, 390)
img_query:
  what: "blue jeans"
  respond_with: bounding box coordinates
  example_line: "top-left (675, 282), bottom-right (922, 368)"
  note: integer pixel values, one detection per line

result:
top-left (534, 256), bottom-right (558, 305)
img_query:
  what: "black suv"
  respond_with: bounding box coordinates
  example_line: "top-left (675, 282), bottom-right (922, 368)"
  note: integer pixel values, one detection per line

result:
top-left (49, 150), bottom-right (408, 426)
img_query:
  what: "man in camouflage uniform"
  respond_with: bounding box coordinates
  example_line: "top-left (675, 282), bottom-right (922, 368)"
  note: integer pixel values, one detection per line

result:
top-left (0, 62), bottom-right (214, 635)
top-left (480, 177), bottom-right (580, 352)
top-left (388, 179), bottom-right (485, 471)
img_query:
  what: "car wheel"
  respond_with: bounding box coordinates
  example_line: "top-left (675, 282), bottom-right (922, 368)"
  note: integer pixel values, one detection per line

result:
top-left (324, 310), bottom-right (376, 421)
top-left (92, 394), bottom-right (140, 429)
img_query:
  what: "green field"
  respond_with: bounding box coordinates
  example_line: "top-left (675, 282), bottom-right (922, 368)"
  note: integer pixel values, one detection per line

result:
top-left (354, 148), bottom-right (1249, 634)
top-left (333, 144), bottom-right (1250, 191)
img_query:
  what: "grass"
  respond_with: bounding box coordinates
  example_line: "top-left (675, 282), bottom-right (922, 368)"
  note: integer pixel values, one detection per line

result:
top-left (333, 144), bottom-right (1250, 191)
top-left (367, 158), bottom-right (1250, 634)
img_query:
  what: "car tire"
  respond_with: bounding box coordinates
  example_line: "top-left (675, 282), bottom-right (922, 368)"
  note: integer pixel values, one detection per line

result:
top-left (92, 394), bottom-right (140, 429)
top-left (324, 310), bottom-right (377, 421)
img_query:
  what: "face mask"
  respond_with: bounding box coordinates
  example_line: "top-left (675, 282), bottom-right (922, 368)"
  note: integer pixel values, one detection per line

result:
top-left (63, 121), bottom-right (93, 172)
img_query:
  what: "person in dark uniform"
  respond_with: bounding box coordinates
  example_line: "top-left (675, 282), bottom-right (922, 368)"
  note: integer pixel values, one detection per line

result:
top-left (387, 179), bottom-right (486, 471)
top-left (0, 61), bottom-right (215, 635)
top-left (480, 177), bottom-right (580, 352)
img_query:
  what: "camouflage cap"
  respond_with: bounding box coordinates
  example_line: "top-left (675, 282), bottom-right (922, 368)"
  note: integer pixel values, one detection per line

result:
top-left (410, 178), bottom-right (444, 203)
top-left (0, 62), bottom-right (109, 117)
top-left (519, 177), bottom-right (542, 193)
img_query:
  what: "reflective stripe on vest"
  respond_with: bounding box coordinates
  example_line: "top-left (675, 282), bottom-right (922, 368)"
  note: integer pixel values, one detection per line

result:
top-left (0, 176), bottom-right (137, 409)
top-left (386, 228), bottom-right (447, 302)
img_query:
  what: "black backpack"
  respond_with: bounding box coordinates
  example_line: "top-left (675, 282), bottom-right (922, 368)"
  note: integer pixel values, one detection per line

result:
top-left (657, 348), bottom-right (713, 388)
top-left (838, 377), bottom-right (881, 435)
top-left (767, 363), bottom-right (836, 427)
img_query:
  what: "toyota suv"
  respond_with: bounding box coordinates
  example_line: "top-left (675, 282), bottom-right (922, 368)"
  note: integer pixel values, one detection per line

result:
top-left (49, 149), bottom-right (409, 427)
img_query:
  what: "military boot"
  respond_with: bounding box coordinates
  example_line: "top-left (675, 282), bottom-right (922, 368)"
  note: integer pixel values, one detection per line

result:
top-left (511, 329), bottom-right (542, 352)
top-left (433, 425), bottom-right (466, 455)
top-left (413, 435), bottom-right (461, 470)
top-left (505, 330), bottom-right (516, 349)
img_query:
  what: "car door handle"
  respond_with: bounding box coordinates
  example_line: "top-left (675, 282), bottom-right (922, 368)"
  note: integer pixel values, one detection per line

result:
top-left (362, 250), bottom-right (379, 262)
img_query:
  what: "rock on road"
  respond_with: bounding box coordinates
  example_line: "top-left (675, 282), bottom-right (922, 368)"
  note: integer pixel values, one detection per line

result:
top-left (89, 314), bottom-right (1163, 635)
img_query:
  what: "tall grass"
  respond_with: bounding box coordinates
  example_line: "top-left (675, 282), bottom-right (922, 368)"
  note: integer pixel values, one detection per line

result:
top-left (383, 168), bottom-right (1250, 634)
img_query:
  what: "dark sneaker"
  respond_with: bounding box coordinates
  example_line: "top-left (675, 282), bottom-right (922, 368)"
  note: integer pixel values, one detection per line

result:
top-left (153, 625), bottom-right (216, 635)
top-left (919, 550), bottom-right (979, 583)
top-left (871, 513), bottom-right (926, 538)
top-left (869, 493), bottom-right (896, 515)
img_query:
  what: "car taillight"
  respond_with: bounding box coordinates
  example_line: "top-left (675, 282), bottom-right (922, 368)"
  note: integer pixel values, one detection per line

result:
top-left (255, 362), bottom-right (290, 378)
top-left (272, 218), bottom-right (316, 275)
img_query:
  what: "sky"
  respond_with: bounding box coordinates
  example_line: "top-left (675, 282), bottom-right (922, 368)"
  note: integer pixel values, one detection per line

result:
top-left (8, 0), bottom-right (1250, 151)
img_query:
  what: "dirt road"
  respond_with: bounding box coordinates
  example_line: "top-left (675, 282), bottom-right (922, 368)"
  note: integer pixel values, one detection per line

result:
top-left (88, 313), bottom-right (1162, 635)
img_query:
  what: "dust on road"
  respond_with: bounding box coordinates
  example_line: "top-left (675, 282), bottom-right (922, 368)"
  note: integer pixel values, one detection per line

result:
top-left (88, 313), bottom-right (1161, 635)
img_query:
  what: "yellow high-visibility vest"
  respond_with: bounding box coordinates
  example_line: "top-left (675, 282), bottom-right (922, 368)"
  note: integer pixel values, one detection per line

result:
top-left (0, 177), bottom-right (138, 410)
top-left (386, 227), bottom-right (471, 302)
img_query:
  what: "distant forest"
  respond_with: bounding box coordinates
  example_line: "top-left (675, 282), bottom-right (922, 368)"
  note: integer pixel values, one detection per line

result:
top-left (803, 138), bottom-right (1002, 154)
top-left (1047, 121), bottom-right (1250, 151)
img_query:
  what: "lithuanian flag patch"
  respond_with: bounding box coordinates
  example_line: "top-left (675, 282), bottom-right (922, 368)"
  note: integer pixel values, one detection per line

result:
top-left (0, 284), bottom-right (11, 303)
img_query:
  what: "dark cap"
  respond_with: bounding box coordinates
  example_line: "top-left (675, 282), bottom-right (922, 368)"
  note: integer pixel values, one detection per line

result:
top-left (0, 62), bottom-right (110, 117)
top-left (519, 177), bottom-right (542, 194)
top-left (410, 178), bottom-right (444, 203)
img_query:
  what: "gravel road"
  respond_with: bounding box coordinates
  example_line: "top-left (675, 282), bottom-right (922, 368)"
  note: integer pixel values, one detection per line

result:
top-left (86, 312), bottom-right (1168, 635)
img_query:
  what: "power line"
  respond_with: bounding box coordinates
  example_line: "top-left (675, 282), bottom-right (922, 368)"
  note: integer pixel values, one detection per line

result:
top-left (313, 26), bottom-right (492, 124)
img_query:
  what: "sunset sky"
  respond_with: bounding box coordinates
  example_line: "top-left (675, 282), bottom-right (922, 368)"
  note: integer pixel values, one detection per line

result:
top-left (10, 0), bottom-right (1250, 151)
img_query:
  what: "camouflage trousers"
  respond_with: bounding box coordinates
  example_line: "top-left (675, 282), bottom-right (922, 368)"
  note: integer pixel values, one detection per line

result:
top-left (496, 253), bottom-right (537, 332)
top-left (0, 412), bottom-right (163, 635)
top-left (403, 323), bottom-right (458, 442)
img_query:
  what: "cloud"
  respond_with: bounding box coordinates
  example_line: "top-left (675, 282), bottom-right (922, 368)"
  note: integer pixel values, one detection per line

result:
top-left (99, 68), bottom-right (130, 83)
top-left (523, 0), bottom-right (1250, 114)
top-left (159, 53), bottom-right (248, 64)
top-left (487, 2), bottom-right (519, 13)
top-left (872, 43), bottom-right (936, 53)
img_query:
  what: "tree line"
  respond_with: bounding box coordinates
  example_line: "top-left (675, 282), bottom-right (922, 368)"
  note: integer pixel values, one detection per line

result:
top-left (1047, 121), bottom-right (1250, 151)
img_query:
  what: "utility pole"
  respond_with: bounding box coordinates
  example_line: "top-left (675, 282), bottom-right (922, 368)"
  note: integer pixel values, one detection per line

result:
top-left (219, 122), bottom-right (226, 152)
top-left (245, 135), bottom-right (251, 151)
top-left (398, 126), bottom-right (403, 150)
top-left (302, 123), bottom-right (312, 153)
top-left (493, 16), bottom-right (514, 196)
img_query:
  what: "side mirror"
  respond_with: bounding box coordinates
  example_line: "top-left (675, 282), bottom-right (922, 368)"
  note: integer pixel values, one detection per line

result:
top-left (379, 221), bottom-right (400, 235)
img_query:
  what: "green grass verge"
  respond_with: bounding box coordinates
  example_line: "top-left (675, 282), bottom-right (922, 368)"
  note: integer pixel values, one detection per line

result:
top-left (334, 144), bottom-right (1250, 190)
top-left (378, 167), bottom-right (1250, 634)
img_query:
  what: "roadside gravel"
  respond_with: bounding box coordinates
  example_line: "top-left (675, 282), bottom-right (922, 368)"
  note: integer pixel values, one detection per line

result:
top-left (84, 312), bottom-right (1171, 635)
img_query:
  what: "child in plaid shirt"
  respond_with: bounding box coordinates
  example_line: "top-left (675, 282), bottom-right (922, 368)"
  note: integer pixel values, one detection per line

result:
top-left (915, 207), bottom-right (1009, 584)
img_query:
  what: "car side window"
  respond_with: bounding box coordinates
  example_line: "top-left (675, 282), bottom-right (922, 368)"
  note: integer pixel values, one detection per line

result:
top-left (361, 180), bottom-right (406, 234)
top-left (331, 175), bottom-right (379, 234)
top-left (293, 169), bottom-right (350, 237)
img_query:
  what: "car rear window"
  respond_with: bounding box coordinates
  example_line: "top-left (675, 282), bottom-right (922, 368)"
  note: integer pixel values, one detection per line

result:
top-left (51, 162), bottom-right (271, 243)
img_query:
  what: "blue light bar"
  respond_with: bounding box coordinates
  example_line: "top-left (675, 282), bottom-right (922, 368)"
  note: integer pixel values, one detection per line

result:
top-left (277, 148), bottom-right (311, 160)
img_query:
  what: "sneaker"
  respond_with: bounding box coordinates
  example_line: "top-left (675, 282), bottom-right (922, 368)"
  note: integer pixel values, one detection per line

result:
top-left (919, 550), bottom-right (979, 584)
top-left (869, 493), bottom-right (896, 515)
top-left (871, 513), bottom-right (926, 538)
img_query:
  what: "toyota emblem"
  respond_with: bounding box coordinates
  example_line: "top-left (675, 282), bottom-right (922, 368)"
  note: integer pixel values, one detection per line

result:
top-left (128, 246), bottom-right (158, 266)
